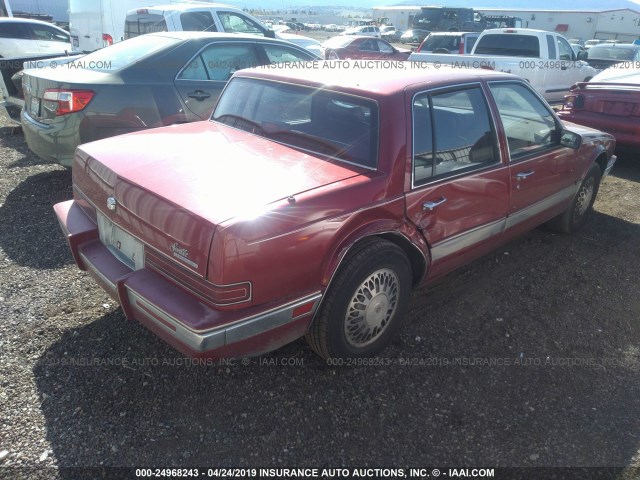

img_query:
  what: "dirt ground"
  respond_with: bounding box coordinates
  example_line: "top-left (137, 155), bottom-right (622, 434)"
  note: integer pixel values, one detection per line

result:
top-left (0, 112), bottom-right (640, 478)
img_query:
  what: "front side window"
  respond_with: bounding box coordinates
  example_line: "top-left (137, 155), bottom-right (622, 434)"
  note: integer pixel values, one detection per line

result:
top-left (489, 82), bottom-right (559, 160)
top-left (262, 44), bottom-right (314, 63)
top-left (179, 43), bottom-right (260, 81)
top-left (218, 12), bottom-right (264, 36)
top-left (359, 39), bottom-right (378, 51)
top-left (557, 37), bottom-right (574, 60)
top-left (213, 78), bottom-right (379, 168)
top-left (30, 25), bottom-right (69, 43)
top-left (412, 86), bottom-right (498, 186)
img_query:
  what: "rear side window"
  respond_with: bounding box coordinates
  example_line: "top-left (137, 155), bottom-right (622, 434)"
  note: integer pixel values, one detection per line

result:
top-left (124, 14), bottom-right (168, 39)
top-left (474, 34), bottom-right (540, 57)
top-left (412, 86), bottom-right (498, 186)
top-left (0, 22), bottom-right (32, 39)
top-left (180, 12), bottom-right (216, 32)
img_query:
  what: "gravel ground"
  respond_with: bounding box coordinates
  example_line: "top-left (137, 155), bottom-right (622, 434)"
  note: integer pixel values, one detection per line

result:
top-left (1, 111), bottom-right (640, 480)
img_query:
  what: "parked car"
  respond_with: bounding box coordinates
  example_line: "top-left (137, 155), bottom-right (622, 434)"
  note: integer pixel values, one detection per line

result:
top-left (557, 68), bottom-right (640, 149)
top-left (124, 4), bottom-right (321, 57)
top-left (321, 36), bottom-right (410, 60)
top-left (0, 17), bottom-right (71, 57)
top-left (584, 39), bottom-right (602, 49)
top-left (416, 31), bottom-right (479, 54)
top-left (381, 28), bottom-right (403, 43)
top-left (271, 25), bottom-right (322, 57)
top-left (584, 43), bottom-right (640, 71)
top-left (20, 32), bottom-right (316, 167)
top-left (341, 25), bottom-right (380, 38)
top-left (54, 62), bottom-right (616, 360)
top-left (400, 29), bottom-right (430, 44)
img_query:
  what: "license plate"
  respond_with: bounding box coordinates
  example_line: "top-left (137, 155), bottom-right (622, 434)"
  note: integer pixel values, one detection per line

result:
top-left (97, 213), bottom-right (144, 270)
top-left (30, 96), bottom-right (40, 116)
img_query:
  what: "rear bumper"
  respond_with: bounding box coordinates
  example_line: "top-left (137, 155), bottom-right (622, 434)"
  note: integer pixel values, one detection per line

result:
top-left (54, 199), bottom-right (321, 358)
top-left (21, 109), bottom-right (81, 167)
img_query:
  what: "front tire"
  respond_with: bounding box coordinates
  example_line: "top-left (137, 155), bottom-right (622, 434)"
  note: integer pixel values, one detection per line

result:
top-left (548, 163), bottom-right (601, 233)
top-left (306, 239), bottom-right (412, 360)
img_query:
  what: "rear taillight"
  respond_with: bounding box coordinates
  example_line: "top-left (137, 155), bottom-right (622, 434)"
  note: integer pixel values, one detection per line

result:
top-left (43, 89), bottom-right (95, 116)
top-left (102, 33), bottom-right (113, 47)
top-left (563, 94), bottom-right (584, 110)
top-left (416, 41), bottom-right (424, 52)
top-left (459, 39), bottom-right (465, 54)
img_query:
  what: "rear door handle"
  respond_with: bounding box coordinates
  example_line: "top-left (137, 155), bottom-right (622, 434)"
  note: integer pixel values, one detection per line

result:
top-left (516, 170), bottom-right (535, 180)
top-left (187, 90), bottom-right (211, 101)
top-left (422, 197), bottom-right (447, 211)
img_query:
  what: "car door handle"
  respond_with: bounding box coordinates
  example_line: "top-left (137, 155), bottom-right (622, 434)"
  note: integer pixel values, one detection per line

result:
top-left (422, 197), bottom-right (447, 211)
top-left (561, 65), bottom-right (568, 70)
top-left (187, 90), bottom-right (211, 101)
top-left (516, 170), bottom-right (535, 180)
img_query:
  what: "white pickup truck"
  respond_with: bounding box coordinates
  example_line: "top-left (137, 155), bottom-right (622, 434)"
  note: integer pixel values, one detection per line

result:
top-left (409, 28), bottom-right (596, 103)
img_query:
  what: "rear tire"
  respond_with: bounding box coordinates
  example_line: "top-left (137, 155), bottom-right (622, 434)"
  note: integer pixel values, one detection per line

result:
top-left (306, 239), bottom-right (412, 360)
top-left (548, 163), bottom-right (601, 234)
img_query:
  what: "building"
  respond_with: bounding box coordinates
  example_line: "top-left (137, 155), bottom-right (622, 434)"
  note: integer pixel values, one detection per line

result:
top-left (372, 6), bottom-right (640, 42)
top-left (477, 9), bottom-right (640, 42)
top-left (9, 0), bottom-right (68, 22)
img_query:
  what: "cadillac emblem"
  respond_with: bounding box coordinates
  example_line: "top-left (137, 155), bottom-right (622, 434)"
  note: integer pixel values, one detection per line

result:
top-left (106, 196), bottom-right (117, 211)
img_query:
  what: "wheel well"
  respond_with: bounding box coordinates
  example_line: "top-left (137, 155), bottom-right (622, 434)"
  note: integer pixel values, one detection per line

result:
top-left (376, 233), bottom-right (427, 286)
top-left (594, 153), bottom-right (608, 177)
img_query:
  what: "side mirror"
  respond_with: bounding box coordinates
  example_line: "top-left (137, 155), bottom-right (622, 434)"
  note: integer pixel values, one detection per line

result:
top-left (577, 50), bottom-right (588, 61)
top-left (265, 29), bottom-right (276, 39)
top-left (560, 129), bottom-right (582, 149)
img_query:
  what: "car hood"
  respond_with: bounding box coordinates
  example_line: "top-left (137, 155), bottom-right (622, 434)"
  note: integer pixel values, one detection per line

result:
top-left (74, 121), bottom-right (365, 275)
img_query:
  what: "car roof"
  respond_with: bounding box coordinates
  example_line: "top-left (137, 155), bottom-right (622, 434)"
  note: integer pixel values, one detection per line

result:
top-left (235, 61), bottom-right (519, 97)
top-left (0, 17), bottom-right (65, 28)
top-left (148, 31), bottom-right (277, 42)
top-left (426, 32), bottom-right (477, 37)
top-left (131, 3), bottom-right (244, 13)
top-left (589, 43), bottom-right (640, 50)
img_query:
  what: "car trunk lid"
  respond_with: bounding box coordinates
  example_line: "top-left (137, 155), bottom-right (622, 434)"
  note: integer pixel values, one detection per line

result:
top-left (74, 121), bottom-right (365, 277)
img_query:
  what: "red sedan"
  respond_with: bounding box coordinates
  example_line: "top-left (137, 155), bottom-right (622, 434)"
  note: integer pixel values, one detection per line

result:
top-left (557, 68), bottom-right (640, 150)
top-left (321, 35), bottom-right (410, 60)
top-left (55, 63), bottom-right (616, 361)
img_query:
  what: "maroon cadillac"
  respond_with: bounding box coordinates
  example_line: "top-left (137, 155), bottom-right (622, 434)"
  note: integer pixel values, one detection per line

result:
top-left (54, 62), bottom-right (617, 361)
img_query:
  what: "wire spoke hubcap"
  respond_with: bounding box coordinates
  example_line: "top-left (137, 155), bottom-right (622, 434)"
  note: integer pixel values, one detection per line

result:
top-left (573, 177), bottom-right (595, 223)
top-left (344, 268), bottom-right (399, 348)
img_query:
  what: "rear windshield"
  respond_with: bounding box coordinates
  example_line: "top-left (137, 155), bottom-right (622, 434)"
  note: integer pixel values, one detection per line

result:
top-left (69, 35), bottom-right (180, 72)
top-left (213, 77), bottom-right (379, 169)
top-left (474, 34), bottom-right (540, 57)
top-left (588, 46), bottom-right (638, 60)
top-left (323, 36), bottom-right (354, 48)
top-left (124, 14), bottom-right (168, 39)
top-left (422, 35), bottom-right (461, 52)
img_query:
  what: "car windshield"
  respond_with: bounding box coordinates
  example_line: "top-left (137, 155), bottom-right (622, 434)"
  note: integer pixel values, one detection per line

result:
top-left (68, 35), bottom-right (181, 72)
top-left (588, 46), bottom-right (638, 60)
top-left (212, 77), bottom-right (379, 168)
